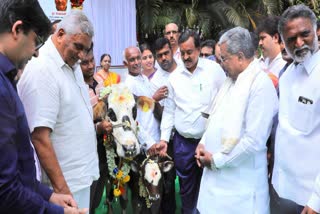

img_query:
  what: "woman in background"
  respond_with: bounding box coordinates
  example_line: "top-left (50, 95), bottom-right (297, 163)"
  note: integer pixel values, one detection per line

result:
top-left (140, 43), bottom-right (157, 80)
top-left (95, 53), bottom-right (121, 86)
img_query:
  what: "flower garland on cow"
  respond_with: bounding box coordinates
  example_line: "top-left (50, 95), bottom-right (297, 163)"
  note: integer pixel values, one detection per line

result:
top-left (96, 85), bottom-right (141, 200)
top-left (93, 84), bottom-right (173, 212)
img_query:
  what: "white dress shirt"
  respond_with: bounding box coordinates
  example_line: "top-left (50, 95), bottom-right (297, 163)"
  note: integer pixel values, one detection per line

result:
top-left (272, 50), bottom-right (320, 206)
top-left (125, 74), bottom-right (160, 148)
top-left (18, 37), bottom-right (99, 193)
top-left (197, 67), bottom-right (278, 214)
top-left (160, 58), bottom-right (226, 141)
top-left (259, 52), bottom-right (287, 78)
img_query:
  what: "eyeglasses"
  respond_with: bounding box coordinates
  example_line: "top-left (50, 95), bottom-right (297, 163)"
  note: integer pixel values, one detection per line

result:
top-left (22, 20), bottom-right (45, 51)
top-left (200, 53), bottom-right (211, 58)
top-left (165, 30), bottom-right (178, 36)
top-left (35, 33), bottom-right (45, 51)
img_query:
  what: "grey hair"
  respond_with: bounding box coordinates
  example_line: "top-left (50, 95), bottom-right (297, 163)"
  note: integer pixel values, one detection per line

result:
top-left (56, 10), bottom-right (94, 37)
top-left (278, 4), bottom-right (317, 39)
top-left (123, 46), bottom-right (141, 63)
top-left (218, 27), bottom-right (254, 59)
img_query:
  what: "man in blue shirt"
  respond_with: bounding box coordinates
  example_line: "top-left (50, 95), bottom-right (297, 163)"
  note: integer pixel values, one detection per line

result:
top-left (0, 0), bottom-right (86, 213)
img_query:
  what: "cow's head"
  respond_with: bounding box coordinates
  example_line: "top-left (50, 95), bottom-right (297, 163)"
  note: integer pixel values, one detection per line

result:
top-left (131, 155), bottom-right (174, 202)
top-left (94, 83), bottom-right (140, 159)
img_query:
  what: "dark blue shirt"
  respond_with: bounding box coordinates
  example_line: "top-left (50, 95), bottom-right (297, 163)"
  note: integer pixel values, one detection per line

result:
top-left (0, 53), bottom-right (63, 214)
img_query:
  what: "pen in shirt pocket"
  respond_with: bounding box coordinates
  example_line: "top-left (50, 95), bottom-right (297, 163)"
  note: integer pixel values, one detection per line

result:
top-left (200, 83), bottom-right (202, 91)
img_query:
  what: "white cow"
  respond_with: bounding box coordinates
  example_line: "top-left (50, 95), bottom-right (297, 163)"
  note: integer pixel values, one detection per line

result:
top-left (94, 83), bottom-right (140, 159)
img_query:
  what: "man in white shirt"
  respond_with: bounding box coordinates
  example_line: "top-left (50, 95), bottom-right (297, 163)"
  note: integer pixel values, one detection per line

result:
top-left (160, 30), bottom-right (226, 213)
top-left (123, 46), bottom-right (169, 212)
top-left (271, 4), bottom-right (320, 214)
top-left (18, 11), bottom-right (99, 209)
top-left (150, 37), bottom-right (181, 214)
top-left (256, 16), bottom-right (287, 78)
top-left (124, 46), bottom-right (164, 145)
top-left (195, 26), bottom-right (278, 214)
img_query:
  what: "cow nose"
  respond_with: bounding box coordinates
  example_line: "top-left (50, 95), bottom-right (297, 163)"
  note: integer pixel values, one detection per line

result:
top-left (122, 116), bottom-right (131, 131)
top-left (123, 143), bottom-right (136, 157)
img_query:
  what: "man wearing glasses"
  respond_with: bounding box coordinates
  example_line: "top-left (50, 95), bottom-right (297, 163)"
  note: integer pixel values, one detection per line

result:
top-left (0, 0), bottom-right (87, 213)
top-left (164, 23), bottom-right (181, 61)
top-left (200, 39), bottom-right (216, 61)
top-left (18, 10), bottom-right (99, 211)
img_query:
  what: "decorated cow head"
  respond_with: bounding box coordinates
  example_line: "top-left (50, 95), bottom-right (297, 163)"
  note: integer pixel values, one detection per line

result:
top-left (94, 83), bottom-right (140, 159)
top-left (131, 155), bottom-right (174, 206)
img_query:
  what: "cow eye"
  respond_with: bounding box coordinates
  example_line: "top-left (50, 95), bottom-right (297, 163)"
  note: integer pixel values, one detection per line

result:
top-left (107, 108), bottom-right (117, 122)
top-left (132, 105), bottom-right (137, 120)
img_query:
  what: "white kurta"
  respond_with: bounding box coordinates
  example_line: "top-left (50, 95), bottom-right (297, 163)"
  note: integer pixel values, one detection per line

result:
top-left (272, 50), bottom-right (320, 206)
top-left (197, 67), bottom-right (278, 214)
top-left (125, 74), bottom-right (160, 145)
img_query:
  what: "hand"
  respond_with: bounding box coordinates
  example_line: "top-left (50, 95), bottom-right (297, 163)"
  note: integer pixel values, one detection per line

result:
top-left (64, 207), bottom-right (88, 214)
top-left (301, 206), bottom-right (318, 214)
top-left (195, 144), bottom-right (212, 168)
top-left (96, 120), bottom-right (113, 134)
top-left (195, 144), bottom-right (205, 167)
top-left (148, 140), bottom-right (168, 156)
top-left (152, 86), bottom-right (168, 102)
top-left (49, 192), bottom-right (77, 208)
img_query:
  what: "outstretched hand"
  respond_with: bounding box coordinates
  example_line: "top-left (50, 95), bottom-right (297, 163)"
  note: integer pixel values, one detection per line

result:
top-left (96, 120), bottom-right (113, 135)
top-left (148, 140), bottom-right (168, 156)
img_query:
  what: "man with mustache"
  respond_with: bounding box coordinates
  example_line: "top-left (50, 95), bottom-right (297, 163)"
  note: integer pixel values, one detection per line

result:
top-left (271, 4), bottom-right (320, 214)
top-left (18, 11), bottom-right (99, 210)
top-left (150, 37), bottom-right (183, 213)
top-left (164, 23), bottom-right (181, 62)
top-left (160, 30), bottom-right (226, 213)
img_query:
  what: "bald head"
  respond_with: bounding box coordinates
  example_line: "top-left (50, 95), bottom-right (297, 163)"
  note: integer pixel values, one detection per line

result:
top-left (123, 46), bottom-right (141, 75)
top-left (164, 23), bottom-right (180, 51)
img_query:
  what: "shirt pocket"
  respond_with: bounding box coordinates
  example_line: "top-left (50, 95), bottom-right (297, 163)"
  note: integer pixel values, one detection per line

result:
top-left (197, 83), bottom-right (214, 105)
top-left (288, 95), bottom-right (316, 134)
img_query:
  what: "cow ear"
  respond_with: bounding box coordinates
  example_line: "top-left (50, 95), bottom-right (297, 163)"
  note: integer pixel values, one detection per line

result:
top-left (130, 160), bottom-right (140, 173)
top-left (160, 161), bottom-right (174, 172)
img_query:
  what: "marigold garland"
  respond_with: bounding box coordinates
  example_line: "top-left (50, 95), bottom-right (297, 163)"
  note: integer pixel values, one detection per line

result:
top-left (105, 141), bottom-right (131, 197)
top-left (139, 176), bottom-right (152, 208)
